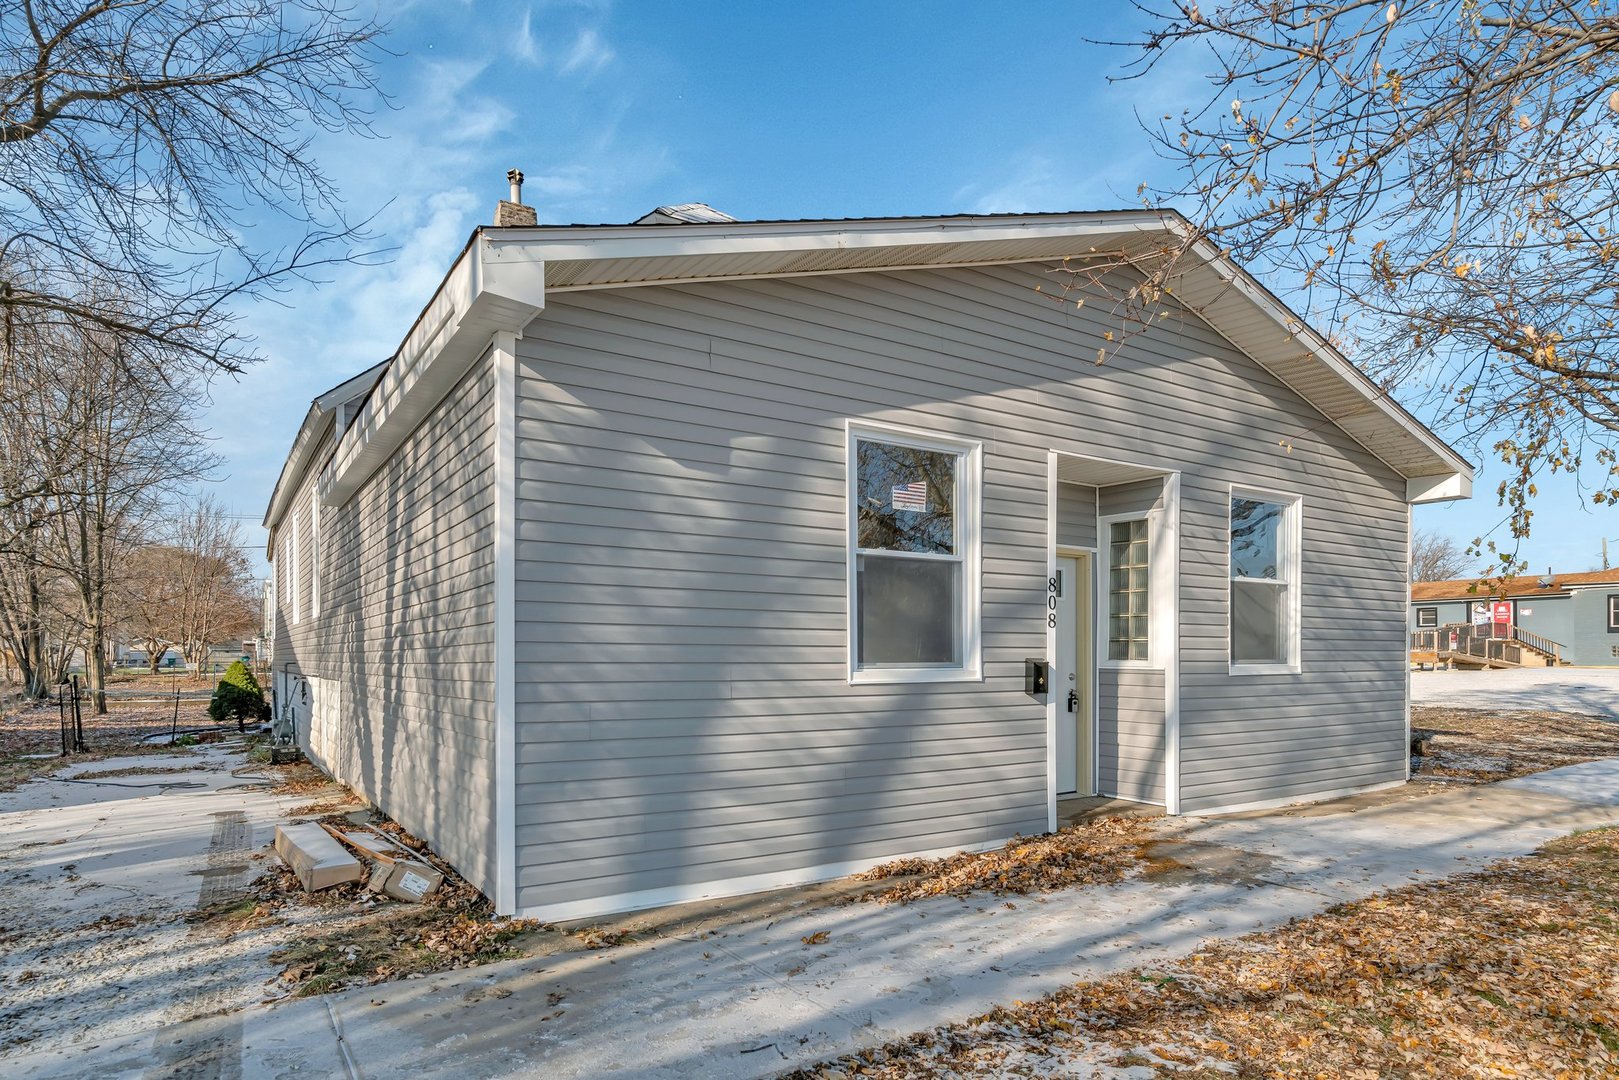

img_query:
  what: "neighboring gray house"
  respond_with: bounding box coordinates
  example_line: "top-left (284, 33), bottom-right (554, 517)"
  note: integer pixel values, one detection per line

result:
top-left (1411, 569), bottom-right (1619, 666)
top-left (264, 197), bottom-right (1473, 921)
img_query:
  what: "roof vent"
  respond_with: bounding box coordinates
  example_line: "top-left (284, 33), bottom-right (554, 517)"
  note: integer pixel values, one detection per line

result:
top-left (635, 203), bottom-right (739, 225)
top-left (495, 168), bottom-right (537, 227)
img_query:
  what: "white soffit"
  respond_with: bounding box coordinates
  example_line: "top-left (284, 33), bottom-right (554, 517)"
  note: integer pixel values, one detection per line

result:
top-left (1056, 453), bottom-right (1173, 488)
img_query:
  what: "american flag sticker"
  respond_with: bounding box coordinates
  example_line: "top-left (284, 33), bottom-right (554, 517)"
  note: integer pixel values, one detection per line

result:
top-left (892, 481), bottom-right (929, 513)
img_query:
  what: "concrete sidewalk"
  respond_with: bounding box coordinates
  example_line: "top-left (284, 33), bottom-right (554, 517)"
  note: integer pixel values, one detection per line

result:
top-left (11, 758), bottom-right (1619, 1080)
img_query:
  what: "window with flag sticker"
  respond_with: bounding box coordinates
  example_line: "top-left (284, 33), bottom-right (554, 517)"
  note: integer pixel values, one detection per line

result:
top-left (846, 422), bottom-right (982, 683)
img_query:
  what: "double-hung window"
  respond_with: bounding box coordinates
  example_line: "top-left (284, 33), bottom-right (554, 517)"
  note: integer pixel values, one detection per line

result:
top-left (1607, 595), bottom-right (1619, 633)
top-left (1229, 490), bottom-right (1301, 672)
top-left (847, 424), bottom-right (981, 682)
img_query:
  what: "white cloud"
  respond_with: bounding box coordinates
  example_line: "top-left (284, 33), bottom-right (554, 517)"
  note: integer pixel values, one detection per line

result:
top-left (512, 8), bottom-right (541, 66)
top-left (560, 28), bottom-right (614, 75)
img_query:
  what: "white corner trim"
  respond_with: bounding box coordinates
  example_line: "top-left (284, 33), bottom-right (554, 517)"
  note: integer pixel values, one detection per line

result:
top-left (514, 837), bottom-right (1011, 924)
top-left (1162, 473), bottom-right (1182, 816)
top-left (1045, 451), bottom-right (1059, 834)
top-left (1404, 507), bottom-right (1413, 783)
top-left (492, 332), bottom-right (519, 917)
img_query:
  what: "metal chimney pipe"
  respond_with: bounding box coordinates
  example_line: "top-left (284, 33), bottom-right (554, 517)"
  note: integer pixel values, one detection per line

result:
top-left (507, 169), bottom-right (524, 205)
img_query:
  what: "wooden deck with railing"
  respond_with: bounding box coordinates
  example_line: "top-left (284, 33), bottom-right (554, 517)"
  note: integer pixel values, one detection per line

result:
top-left (1410, 622), bottom-right (1565, 669)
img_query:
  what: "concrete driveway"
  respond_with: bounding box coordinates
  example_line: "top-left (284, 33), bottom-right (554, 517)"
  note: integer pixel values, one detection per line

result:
top-left (1412, 666), bottom-right (1619, 715)
top-left (10, 756), bottom-right (1619, 1080)
top-left (0, 746), bottom-right (303, 1063)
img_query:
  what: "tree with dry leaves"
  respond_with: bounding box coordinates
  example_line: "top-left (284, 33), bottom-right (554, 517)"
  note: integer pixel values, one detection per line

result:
top-left (1106, 1), bottom-right (1619, 559)
top-left (117, 505), bottom-right (257, 677)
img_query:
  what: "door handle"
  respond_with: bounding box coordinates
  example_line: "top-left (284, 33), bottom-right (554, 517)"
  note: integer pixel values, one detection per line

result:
top-left (1066, 689), bottom-right (1078, 713)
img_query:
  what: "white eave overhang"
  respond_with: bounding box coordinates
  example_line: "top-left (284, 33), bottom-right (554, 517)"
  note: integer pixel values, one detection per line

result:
top-left (319, 235), bottom-right (547, 506)
top-left (315, 210), bottom-right (1472, 511)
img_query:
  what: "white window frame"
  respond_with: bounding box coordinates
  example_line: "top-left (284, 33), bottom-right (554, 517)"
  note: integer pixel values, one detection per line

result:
top-left (308, 487), bottom-right (321, 619)
top-left (1228, 486), bottom-right (1303, 676)
top-left (1097, 510), bottom-right (1172, 670)
top-left (287, 507), bottom-right (302, 626)
top-left (1607, 594), bottom-right (1619, 632)
top-left (1416, 606), bottom-right (1438, 628)
top-left (845, 420), bottom-right (982, 685)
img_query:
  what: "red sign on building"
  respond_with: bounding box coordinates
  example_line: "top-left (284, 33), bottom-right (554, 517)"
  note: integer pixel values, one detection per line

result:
top-left (1492, 600), bottom-right (1513, 626)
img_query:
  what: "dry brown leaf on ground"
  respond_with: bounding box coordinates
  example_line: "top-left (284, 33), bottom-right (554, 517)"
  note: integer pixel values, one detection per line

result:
top-left (788, 828), bottom-right (1619, 1079)
top-left (853, 815), bottom-right (1157, 905)
top-left (1411, 705), bottom-right (1619, 785)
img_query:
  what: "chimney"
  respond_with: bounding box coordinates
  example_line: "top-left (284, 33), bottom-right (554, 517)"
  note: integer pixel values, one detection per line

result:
top-left (494, 168), bottom-right (537, 227)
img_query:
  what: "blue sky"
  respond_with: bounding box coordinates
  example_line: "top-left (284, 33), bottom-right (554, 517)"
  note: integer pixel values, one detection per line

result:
top-left (209, 0), bottom-right (1619, 576)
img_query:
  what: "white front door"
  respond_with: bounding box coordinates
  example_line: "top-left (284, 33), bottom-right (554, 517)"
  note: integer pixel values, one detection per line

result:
top-left (1055, 554), bottom-right (1092, 795)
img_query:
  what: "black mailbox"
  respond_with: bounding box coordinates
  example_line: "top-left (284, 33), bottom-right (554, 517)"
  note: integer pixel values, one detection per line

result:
top-left (1024, 657), bottom-right (1050, 697)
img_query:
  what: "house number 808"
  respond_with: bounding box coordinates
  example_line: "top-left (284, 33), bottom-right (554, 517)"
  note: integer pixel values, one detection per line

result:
top-left (1047, 576), bottom-right (1058, 628)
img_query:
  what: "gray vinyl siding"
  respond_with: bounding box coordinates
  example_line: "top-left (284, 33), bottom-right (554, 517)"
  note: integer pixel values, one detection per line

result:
top-left (1056, 482), bottom-right (1096, 549)
top-left (1096, 479), bottom-right (1168, 804)
top-left (270, 358), bottom-right (499, 895)
top-left (1098, 670), bottom-right (1165, 802)
top-left (1566, 590), bottom-right (1619, 664)
top-left (1512, 596), bottom-right (1574, 656)
top-left (511, 260), bottom-right (1410, 911)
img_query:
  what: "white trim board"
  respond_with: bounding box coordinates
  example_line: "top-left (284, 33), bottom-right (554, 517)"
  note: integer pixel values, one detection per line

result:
top-left (492, 333), bottom-right (519, 917)
top-left (1044, 452), bottom-right (1059, 833)
top-left (1161, 473), bottom-right (1182, 816)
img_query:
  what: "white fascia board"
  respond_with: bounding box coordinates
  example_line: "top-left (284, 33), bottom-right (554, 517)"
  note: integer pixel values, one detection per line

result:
top-left (313, 359), bottom-right (390, 412)
top-left (322, 235), bottom-right (546, 507)
top-left (1182, 234), bottom-right (1474, 485)
top-left (494, 211), bottom-right (1177, 266)
top-left (263, 405), bottom-right (330, 531)
top-left (1407, 472), bottom-right (1473, 504)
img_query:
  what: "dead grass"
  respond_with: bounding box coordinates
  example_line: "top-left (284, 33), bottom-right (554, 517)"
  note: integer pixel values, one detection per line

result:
top-left (255, 793), bottom-right (545, 996)
top-left (0, 695), bottom-right (213, 791)
top-left (853, 815), bottom-right (1159, 905)
top-left (789, 828), bottom-right (1619, 1079)
top-left (265, 759), bottom-right (340, 797)
top-left (68, 763), bottom-right (204, 781)
top-left (1411, 705), bottom-right (1619, 784)
top-left (261, 855), bottom-right (541, 996)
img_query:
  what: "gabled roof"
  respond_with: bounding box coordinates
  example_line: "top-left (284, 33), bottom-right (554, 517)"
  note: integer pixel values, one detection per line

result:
top-left (262, 360), bottom-right (389, 534)
top-left (269, 207), bottom-right (1474, 523)
top-left (1413, 568), bottom-right (1619, 602)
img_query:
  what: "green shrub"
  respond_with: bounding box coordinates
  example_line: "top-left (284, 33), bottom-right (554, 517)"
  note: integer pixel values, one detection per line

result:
top-left (209, 660), bottom-right (269, 726)
top-left (221, 659), bottom-right (263, 698)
